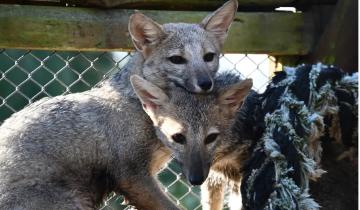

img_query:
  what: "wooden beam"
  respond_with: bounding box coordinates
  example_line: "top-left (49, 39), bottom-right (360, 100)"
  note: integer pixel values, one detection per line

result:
top-left (2, 0), bottom-right (337, 10)
top-left (0, 4), bottom-right (314, 55)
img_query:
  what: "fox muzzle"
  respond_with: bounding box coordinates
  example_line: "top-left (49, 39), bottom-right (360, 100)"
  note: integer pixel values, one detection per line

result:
top-left (184, 152), bottom-right (210, 186)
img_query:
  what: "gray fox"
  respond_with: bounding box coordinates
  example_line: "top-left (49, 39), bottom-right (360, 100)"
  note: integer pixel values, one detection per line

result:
top-left (0, 72), bottom-right (252, 209)
top-left (118, 0), bottom-right (238, 95)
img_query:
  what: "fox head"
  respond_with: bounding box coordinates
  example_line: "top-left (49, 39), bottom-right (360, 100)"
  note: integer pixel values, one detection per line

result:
top-left (130, 75), bottom-right (252, 185)
top-left (128, 0), bottom-right (238, 93)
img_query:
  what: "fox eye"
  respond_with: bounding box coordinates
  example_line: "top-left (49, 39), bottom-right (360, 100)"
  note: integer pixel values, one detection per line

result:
top-left (171, 133), bottom-right (186, 144)
top-left (203, 53), bottom-right (216, 62)
top-left (168, 56), bottom-right (187, 64)
top-left (204, 133), bottom-right (219, 145)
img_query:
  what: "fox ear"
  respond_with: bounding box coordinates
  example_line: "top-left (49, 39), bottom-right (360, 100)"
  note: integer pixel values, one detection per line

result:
top-left (218, 78), bottom-right (252, 115)
top-left (200, 0), bottom-right (238, 47)
top-left (128, 11), bottom-right (166, 56)
top-left (130, 75), bottom-right (169, 115)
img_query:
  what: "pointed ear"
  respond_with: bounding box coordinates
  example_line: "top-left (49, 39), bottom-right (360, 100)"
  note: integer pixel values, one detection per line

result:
top-left (218, 78), bottom-right (252, 115)
top-left (130, 75), bottom-right (169, 115)
top-left (128, 11), bottom-right (166, 55)
top-left (200, 0), bottom-right (238, 46)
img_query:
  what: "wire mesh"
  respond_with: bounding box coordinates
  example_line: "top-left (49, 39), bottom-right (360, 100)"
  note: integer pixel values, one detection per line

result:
top-left (0, 49), bottom-right (276, 210)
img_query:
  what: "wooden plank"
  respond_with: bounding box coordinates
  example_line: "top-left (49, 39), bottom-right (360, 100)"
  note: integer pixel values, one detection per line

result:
top-left (0, 4), bottom-right (314, 55)
top-left (2, 0), bottom-right (337, 10)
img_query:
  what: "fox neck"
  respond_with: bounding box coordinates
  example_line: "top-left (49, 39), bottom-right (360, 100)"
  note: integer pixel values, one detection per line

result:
top-left (107, 52), bottom-right (147, 98)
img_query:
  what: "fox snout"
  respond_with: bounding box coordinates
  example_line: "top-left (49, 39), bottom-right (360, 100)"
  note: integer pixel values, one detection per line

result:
top-left (184, 152), bottom-right (210, 186)
top-left (187, 167), bottom-right (206, 186)
top-left (182, 78), bottom-right (214, 93)
top-left (192, 73), bottom-right (214, 93)
top-left (197, 77), bottom-right (213, 92)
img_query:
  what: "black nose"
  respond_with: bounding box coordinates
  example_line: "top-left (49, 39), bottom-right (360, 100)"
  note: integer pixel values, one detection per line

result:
top-left (198, 80), bottom-right (213, 91)
top-left (188, 174), bottom-right (205, 186)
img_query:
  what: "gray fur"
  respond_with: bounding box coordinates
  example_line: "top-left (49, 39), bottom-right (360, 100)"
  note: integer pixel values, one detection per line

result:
top-left (0, 84), bottom-right (178, 210)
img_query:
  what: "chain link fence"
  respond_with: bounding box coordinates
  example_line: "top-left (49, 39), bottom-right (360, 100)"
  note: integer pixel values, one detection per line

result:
top-left (0, 49), bottom-right (276, 210)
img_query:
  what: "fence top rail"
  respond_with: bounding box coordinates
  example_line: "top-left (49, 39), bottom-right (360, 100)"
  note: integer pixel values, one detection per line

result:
top-left (0, 4), bottom-right (314, 55)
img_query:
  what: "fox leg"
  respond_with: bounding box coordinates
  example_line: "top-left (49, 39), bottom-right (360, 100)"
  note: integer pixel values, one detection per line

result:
top-left (119, 176), bottom-right (180, 210)
top-left (228, 181), bottom-right (242, 210)
top-left (201, 170), bottom-right (225, 210)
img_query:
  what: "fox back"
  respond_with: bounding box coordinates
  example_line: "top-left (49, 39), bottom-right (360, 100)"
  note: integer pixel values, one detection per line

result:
top-left (0, 85), bottom-right (158, 209)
